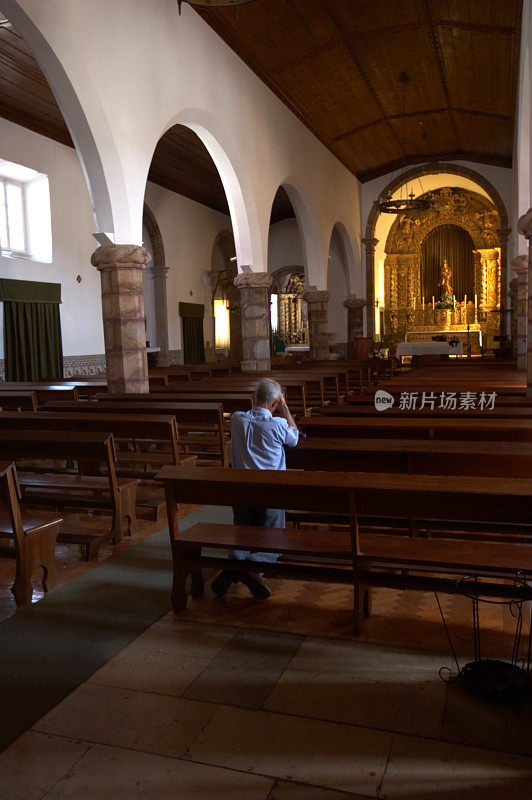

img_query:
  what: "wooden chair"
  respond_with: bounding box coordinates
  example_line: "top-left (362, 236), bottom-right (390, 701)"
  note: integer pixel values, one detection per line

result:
top-left (0, 461), bottom-right (62, 605)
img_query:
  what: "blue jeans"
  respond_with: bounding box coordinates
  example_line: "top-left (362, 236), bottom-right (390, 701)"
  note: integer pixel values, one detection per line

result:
top-left (230, 506), bottom-right (283, 564)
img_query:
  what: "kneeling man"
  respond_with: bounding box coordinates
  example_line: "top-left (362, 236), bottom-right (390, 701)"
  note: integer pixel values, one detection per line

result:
top-left (211, 377), bottom-right (299, 599)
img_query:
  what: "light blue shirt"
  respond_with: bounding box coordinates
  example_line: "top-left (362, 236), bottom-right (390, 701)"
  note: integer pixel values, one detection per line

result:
top-left (230, 407), bottom-right (299, 471)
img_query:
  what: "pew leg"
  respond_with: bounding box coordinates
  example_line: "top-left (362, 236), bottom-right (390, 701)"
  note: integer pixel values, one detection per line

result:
top-left (353, 580), bottom-right (370, 635)
top-left (171, 546), bottom-right (189, 612)
top-left (120, 484), bottom-right (138, 537)
top-left (190, 570), bottom-right (204, 598)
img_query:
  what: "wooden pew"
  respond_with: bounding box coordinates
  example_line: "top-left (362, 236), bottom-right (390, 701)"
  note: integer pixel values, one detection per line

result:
top-left (285, 437), bottom-right (532, 542)
top-left (298, 415), bottom-right (532, 441)
top-left (0, 383), bottom-right (78, 404)
top-left (0, 391), bottom-right (38, 411)
top-left (45, 400), bottom-right (229, 467)
top-left (0, 411), bottom-right (180, 521)
top-left (170, 377), bottom-right (310, 416)
top-left (158, 465), bottom-right (532, 633)
top-left (0, 461), bottom-right (62, 605)
top-left (0, 430), bottom-right (138, 559)
top-left (94, 391), bottom-right (254, 416)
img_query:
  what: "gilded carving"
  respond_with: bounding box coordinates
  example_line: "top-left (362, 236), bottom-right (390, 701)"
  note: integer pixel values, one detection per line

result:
top-left (383, 187), bottom-right (501, 350)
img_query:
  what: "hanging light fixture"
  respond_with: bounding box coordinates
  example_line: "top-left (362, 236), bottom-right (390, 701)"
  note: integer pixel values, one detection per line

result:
top-left (376, 73), bottom-right (434, 215)
top-left (178, 0), bottom-right (258, 12)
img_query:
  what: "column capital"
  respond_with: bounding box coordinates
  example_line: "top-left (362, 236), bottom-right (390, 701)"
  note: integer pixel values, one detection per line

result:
top-left (343, 295), bottom-right (367, 309)
top-left (362, 237), bottom-right (379, 253)
top-left (518, 209), bottom-right (532, 238)
top-left (234, 271), bottom-right (272, 290)
top-left (302, 290), bottom-right (330, 304)
top-left (91, 244), bottom-right (151, 270)
top-left (512, 255), bottom-right (529, 275)
top-left (149, 265), bottom-right (170, 278)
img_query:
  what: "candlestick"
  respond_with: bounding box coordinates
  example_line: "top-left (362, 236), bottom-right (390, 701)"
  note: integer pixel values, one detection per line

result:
top-left (464, 294), bottom-right (467, 309)
top-left (474, 294), bottom-right (477, 309)
top-left (432, 296), bottom-right (435, 309)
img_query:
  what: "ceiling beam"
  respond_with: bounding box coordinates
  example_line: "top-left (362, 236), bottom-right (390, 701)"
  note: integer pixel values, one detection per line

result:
top-left (422, 0), bottom-right (460, 151)
top-left (334, 107), bottom-right (510, 142)
top-left (359, 152), bottom-right (513, 183)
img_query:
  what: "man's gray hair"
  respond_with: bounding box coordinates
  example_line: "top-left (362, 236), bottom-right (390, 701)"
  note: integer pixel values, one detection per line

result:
top-left (255, 378), bottom-right (282, 405)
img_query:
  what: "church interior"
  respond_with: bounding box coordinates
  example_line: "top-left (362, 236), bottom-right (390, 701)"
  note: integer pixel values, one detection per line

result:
top-left (1, 0), bottom-right (532, 797)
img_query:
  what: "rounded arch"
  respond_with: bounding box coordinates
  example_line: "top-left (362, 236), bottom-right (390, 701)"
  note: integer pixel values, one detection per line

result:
top-left (364, 162), bottom-right (510, 335)
top-left (143, 203), bottom-right (165, 269)
top-left (152, 109), bottom-right (262, 273)
top-left (327, 220), bottom-right (358, 296)
top-left (268, 178), bottom-right (325, 289)
top-left (2, 0), bottom-right (116, 236)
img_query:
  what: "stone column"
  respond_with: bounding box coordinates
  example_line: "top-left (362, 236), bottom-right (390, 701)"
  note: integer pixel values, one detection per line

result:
top-left (303, 290), bottom-right (331, 361)
top-left (343, 295), bottom-right (367, 358)
top-left (512, 255), bottom-right (528, 369)
top-left (234, 271), bottom-right (272, 372)
top-left (362, 237), bottom-right (378, 336)
top-left (150, 265), bottom-right (170, 366)
top-left (91, 244), bottom-right (150, 393)
top-left (508, 278), bottom-right (518, 360)
top-left (517, 210), bottom-right (532, 393)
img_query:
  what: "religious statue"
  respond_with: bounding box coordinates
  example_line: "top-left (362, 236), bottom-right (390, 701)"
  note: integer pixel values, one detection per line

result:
top-left (438, 258), bottom-right (453, 302)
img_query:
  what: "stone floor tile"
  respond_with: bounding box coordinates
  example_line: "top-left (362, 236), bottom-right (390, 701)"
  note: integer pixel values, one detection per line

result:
top-left (380, 733), bottom-right (532, 799)
top-left (441, 681), bottom-right (532, 756)
top-left (87, 645), bottom-right (209, 697)
top-left (265, 638), bottom-right (448, 738)
top-left (182, 628), bottom-right (304, 708)
top-left (267, 779), bottom-right (372, 799)
top-left (131, 619), bottom-right (236, 658)
top-left (185, 705), bottom-right (392, 796)
top-left (34, 683), bottom-right (217, 758)
top-left (43, 743), bottom-right (273, 799)
top-left (0, 731), bottom-right (91, 800)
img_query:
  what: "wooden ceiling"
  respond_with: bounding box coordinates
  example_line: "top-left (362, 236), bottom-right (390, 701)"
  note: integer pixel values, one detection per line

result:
top-left (0, 0), bottom-right (523, 223)
top-left (197, 0), bottom-right (523, 181)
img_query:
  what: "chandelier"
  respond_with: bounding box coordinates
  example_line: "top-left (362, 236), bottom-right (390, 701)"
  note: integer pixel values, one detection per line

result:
top-left (178, 0), bottom-right (258, 11)
top-left (376, 73), bottom-right (434, 215)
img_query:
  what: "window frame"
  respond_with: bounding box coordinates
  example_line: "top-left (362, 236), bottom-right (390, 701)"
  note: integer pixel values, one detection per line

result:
top-left (1, 176), bottom-right (30, 257)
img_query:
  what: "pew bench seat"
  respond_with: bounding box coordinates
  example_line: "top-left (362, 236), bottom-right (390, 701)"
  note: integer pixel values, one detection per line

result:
top-left (158, 465), bottom-right (532, 632)
top-left (172, 522), bottom-right (532, 607)
top-left (18, 473), bottom-right (139, 559)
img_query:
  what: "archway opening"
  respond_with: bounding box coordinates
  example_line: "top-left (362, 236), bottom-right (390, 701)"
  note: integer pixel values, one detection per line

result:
top-left (327, 225), bottom-right (350, 357)
top-left (144, 123), bottom-right (237, 364)
top-left (267, 186), bottom-right (309, 356)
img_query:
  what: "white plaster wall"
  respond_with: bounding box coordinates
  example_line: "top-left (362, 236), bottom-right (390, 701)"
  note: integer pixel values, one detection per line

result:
top-left (0, 117), bottom-right (104, 359)
top-left (267, 220), bottom-right (304, 274)
top-left (327, 229), bottom-right (350, 345)
top-left (143, 181), bottom-right (231, 353)
top-left (5, 0), bottom-right (361, 290)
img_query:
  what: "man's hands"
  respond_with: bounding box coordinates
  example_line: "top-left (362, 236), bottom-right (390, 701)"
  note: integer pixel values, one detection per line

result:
top-left (273, 394), bottom-right (297, 428)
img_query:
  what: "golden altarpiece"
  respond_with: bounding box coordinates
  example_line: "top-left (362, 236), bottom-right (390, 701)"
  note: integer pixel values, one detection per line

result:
top-left (383, 187), bottom-right (501, 353)
top-left (271, 267), bottom-right (309, 348)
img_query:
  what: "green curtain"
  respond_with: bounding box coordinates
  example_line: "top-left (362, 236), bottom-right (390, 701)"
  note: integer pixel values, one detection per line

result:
top-left (421, 225), bottom-right (474, 301)
top-left (0, 279), bottom-right (63, 381)
top-left (179, 302), bottom-right (205, 364)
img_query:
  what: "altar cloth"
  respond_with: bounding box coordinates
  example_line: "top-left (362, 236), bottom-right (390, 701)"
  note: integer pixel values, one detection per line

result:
top-left (395, 341), bottom-right (463, 357)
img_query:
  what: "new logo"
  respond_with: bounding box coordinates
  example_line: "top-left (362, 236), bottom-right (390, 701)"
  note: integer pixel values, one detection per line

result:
top-left (374, 390), bottom-right (394, 411)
